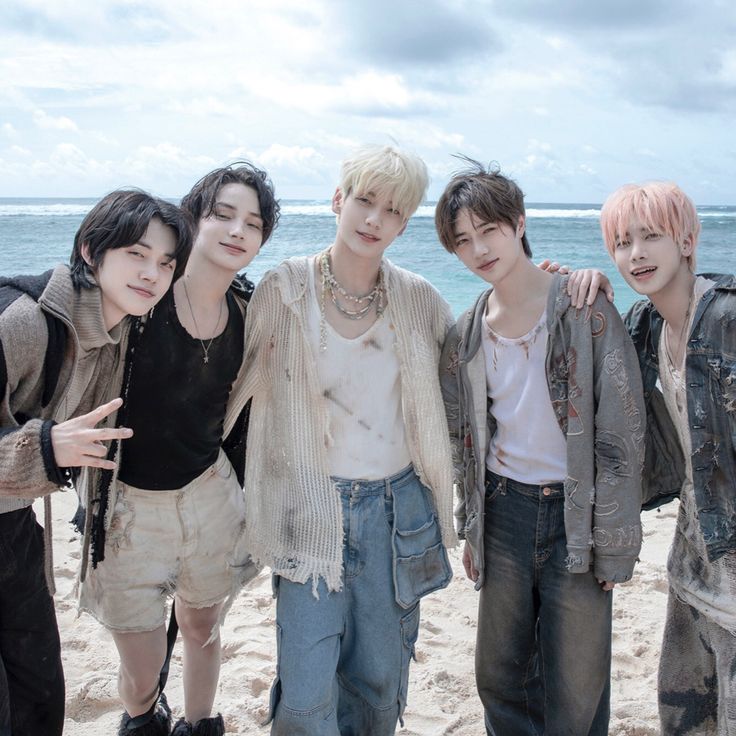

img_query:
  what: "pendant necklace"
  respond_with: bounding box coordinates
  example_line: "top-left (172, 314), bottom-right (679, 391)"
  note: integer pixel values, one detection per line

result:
top-left (182, 280), bottom-right (224, 364)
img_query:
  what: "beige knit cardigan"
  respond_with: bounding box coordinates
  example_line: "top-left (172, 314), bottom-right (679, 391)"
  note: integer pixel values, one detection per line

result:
top-left (230, 256), bottom-right (459, 593)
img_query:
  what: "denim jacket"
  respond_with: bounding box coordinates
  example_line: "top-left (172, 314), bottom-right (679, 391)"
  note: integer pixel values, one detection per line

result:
top-left (440, 274), bottom-right (645, 589)
top-left (624, 273), bottom-right (736, 562)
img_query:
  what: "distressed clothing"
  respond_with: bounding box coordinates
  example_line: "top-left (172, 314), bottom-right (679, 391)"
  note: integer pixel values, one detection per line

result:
top-left (79, 451), bottom-right (249, 632)
top-left (305, 259), bottom-right (410, 479)
top-left (232, 256), bottom-right (457, 593)
top-left (268, 466), bottom-right (441, 736)
top-left (626, 273), bottom-right (736, 562)
top-left (440, 273), bottom-right (645, 590)
top-left (659, 278), bottom-right (736, 634)
top-left (477, 473), bottom-right (611, 736)
top-left (119, 289), bottom-right (244, 490)
top-left (659, 590), bottom-right (736, 736)
top-left (481, 308), bottom-right (567, 485)
top-left (0, 266), bottom-right (126, 736)
top-left (0, 266), bottom-right (125, 510)
top-left (78, 276), bottom-right (255, 583)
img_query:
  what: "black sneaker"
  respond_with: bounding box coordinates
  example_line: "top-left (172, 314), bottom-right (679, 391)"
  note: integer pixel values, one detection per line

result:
top-left (170, 713), bottom-right (224, 736)
top-left (191, 713), bottom-right (225, 736)
top-left (117, 693), bottom-right (172, 735)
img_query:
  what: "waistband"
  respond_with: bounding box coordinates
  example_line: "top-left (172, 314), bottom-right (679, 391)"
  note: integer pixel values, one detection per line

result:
top-left (0, 504), bottom-right (35, 534)
top-left (332, 464), bottom-right (416, 497)
top-left (485, 470), bottom-right (564, 500)
top-left (118, 449), bottom-right (230, 497)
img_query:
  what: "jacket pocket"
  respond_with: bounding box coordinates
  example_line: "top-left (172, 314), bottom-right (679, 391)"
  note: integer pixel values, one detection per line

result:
top-left (390, 476), bottom-right (452, 609)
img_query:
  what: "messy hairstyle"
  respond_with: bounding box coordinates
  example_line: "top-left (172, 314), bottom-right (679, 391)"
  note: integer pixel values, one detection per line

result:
top-left (338, 145), bottom-right (429, 219)
top-left (181, 161), bottom-right (280, 244)
top-left (600, 182), bottom-right (700, 270)
top-left (70, 189), bottom-right (193, 289)
top-left (435, 158), bottom-right (531, 257)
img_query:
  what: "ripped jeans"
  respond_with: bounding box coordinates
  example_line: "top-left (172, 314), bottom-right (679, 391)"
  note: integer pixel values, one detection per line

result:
top-left (476, 471), bottom-right (611, 736)
top-left (268, 465), bottom-right (451, 736)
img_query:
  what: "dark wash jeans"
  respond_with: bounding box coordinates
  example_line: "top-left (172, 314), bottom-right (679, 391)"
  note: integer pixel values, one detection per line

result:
top-left (476, 471), bottom-right (611, 736)
top-left (0, 507), bottom-right (64, 736)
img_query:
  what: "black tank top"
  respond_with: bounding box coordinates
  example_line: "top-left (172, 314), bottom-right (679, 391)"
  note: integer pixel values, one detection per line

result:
top-left (118, 288), bottom-right (244, 490)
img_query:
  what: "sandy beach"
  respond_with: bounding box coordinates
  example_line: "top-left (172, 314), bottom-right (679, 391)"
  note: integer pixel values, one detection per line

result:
top-left (47, 490), bottom-right (673, 735)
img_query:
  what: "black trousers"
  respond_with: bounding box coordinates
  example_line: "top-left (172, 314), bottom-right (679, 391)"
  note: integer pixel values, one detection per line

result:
top-left (0, 506), bottom-right (64, 736)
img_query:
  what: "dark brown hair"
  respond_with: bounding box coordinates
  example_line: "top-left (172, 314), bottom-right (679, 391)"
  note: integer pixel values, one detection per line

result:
top-left (181, 161), bottom-right (280, 245)
top-left (435, 157), bottom-right (532, 257)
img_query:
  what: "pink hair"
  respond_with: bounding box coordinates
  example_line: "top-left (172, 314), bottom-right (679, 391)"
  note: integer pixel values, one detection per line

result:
top-left (600, 182), bottom-right (701, 269)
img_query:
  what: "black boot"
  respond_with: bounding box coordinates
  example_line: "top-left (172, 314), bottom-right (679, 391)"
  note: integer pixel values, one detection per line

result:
top-left (191, 714), bottom-right (224, 736)
top-left (172, 713), bottom-right (225, 736)
top-left (117, 693), bottom-right (172, 735)
top-left (171, 717), bottom-right (192, 736)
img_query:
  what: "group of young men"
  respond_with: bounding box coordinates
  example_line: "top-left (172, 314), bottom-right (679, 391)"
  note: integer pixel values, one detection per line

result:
top-left (0, 144), bottom-right (733, 736)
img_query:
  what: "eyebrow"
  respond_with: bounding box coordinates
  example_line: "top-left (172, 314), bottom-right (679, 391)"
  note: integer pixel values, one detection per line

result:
top-left (136, 239), bottom-right (176, 259)
top-left (215, 200), bottom-right (263, 221)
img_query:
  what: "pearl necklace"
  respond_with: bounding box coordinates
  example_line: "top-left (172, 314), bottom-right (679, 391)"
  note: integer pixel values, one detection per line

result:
top-left (318, 250), bottom-right (385, 351)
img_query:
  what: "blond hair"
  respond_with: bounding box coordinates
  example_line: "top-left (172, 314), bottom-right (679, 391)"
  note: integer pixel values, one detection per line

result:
top-left (338, 145), bottom-right (429, 219)
top-left (600, 182), bottom-right (701, 271)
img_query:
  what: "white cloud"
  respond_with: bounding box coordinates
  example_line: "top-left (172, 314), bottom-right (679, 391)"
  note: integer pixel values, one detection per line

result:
top-left (33, 109), bottom-right (78, 131)
top-left (2, 122), bottom-right (18, 138)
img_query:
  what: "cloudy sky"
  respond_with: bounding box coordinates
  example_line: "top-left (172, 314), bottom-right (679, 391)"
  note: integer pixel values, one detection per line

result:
top-left (1, 0), bottom-right (735, 202)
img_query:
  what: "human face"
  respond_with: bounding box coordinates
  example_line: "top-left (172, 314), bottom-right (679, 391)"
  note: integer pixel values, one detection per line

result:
top-left (194, 182), bottom-right (263, 272)
top-left (452, 208), bottom-right (526, 284)
top-left (90, 217), bottom-right (177, 330)
top-left (612, 215), bottom-right (692, 298)
top-left (332, 188), bottom-right (407, 261)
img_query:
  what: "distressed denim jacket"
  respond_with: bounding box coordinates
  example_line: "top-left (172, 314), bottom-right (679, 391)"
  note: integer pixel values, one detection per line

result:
top-left (440, 274), bottom-right (645, 589)
top-left (625, 273), bottom-right (736, 563)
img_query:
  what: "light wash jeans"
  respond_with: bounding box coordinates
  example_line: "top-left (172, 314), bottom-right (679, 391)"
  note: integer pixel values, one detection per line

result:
top-left (477, 471), bottom-right (612, 736)
top-left (268, 464), bottom-right (451, 736)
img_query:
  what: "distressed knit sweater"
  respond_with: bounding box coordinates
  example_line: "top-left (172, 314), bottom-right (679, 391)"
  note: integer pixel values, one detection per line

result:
top-left (0, 265), bottom-right (126, 590)
top-left (231, 256), bottom-right (458, 593)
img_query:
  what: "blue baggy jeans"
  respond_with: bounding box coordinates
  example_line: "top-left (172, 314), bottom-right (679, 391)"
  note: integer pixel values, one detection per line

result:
top-left (476, 472), bottom-right (612, 736)
top-left (268, 465), bottom-right (451, 736)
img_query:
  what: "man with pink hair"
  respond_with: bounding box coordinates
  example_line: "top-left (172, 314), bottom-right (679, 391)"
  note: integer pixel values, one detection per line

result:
top-left (598, 182), bottom-right (736, 735)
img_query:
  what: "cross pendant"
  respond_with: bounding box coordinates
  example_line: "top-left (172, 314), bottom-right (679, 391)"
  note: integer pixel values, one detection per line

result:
top-left (203, 355), bottom-right (209, 364)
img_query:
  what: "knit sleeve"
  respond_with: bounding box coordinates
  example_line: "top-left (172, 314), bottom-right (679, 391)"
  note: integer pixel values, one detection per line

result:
top-left (0, 418), bottom-right (65, 498)
top-left (0, 305), bottom-right (66, 499)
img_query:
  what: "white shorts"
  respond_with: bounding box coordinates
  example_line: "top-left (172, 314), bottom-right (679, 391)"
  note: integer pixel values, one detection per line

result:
top-left (79, 450), bottom-right (249, 632)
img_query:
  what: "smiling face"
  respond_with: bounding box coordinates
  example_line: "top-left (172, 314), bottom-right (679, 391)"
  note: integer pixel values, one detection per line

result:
top-left (452, 207), bottom-right (527, 284)
top-left (612, 215), bottom-right (693, 298)
top-left (90, 216), bottom-right (177, 330)
top-left (193, 182), bottom-right (263, 273)
top-left (331, 187), bottom-right (407, 261)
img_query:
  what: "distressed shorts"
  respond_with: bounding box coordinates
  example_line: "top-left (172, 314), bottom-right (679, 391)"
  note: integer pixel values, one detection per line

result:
top-left (78, 450), bottom-right (246, 632)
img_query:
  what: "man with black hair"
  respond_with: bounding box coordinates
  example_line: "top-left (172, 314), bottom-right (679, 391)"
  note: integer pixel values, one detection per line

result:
top-left (0, 189), bottom-right (191, 736)
top-left (78, 163), bottom-right (280, 736)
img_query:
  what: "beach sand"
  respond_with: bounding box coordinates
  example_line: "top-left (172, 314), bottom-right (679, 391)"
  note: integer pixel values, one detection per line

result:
top-left (46, 490), bottom-right (673, 735)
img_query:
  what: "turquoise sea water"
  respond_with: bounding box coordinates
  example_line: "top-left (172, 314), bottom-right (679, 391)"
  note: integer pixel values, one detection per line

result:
top-left (1, 199), bottom-right (734, 316)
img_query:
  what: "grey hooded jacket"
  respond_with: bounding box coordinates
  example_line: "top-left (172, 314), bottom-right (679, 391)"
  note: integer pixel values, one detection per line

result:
top-left (439, 273), bottom-right (646, 589)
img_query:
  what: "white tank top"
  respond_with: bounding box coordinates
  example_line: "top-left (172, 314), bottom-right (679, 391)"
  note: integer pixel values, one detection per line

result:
top-left (483, 308), bottom-right (567, 484)
top-left (306, 258), bottom-right (411, 479)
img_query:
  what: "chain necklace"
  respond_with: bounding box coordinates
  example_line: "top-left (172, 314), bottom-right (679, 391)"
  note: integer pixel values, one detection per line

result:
top-left (318, 249), bottom-right (385, 351)
top-left (181, 280), bottom-right (225, 364)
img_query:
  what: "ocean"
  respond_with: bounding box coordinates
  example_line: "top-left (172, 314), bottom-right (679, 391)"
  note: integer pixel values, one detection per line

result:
top-left (1, 199), bottom-right (734, 316)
